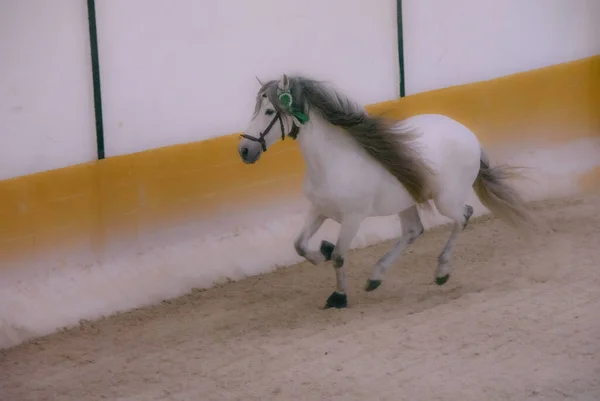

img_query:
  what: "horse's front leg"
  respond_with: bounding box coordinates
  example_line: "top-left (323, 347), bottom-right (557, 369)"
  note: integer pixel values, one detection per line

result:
top-left (319, 214), bottom-right (363, 309)
top-left (293, 205), bottom-right (327, 265)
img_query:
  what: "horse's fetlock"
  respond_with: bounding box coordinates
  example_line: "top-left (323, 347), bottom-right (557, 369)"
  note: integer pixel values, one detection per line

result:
top-left (332, 253), bottom-right (344, 268)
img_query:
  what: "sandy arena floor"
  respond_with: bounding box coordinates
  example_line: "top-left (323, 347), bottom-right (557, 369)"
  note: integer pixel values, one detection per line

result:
top-left (1, 193), bottom-right (600, 401)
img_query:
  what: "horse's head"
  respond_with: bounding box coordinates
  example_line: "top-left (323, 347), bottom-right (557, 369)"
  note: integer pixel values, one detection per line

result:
top-left (238, 74), bottom-right (309, 164)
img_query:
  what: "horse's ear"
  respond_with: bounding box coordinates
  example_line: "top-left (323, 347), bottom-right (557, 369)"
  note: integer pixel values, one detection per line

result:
top-left (278, 74), bottom-right (290, 90)
top-left (255, 76), bottom-right (264, 87)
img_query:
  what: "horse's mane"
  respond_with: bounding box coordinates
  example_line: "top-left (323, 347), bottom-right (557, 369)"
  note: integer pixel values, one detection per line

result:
top-left (256, 76), bottom-right (434, 204)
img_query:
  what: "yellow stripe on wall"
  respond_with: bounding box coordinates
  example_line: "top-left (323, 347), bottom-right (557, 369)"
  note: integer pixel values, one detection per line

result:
top-left (1, 55), bottom-right (599, 268)
top-left (369, 55), bottom-right (600, 145)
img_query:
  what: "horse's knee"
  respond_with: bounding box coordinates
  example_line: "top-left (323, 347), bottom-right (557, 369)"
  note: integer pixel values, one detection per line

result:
top-left (294, 239), bottom-right (306, 258)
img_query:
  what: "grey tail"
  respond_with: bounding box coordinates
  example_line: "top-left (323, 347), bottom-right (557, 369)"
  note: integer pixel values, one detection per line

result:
top-left (472, 149), bottom-right (535, 229)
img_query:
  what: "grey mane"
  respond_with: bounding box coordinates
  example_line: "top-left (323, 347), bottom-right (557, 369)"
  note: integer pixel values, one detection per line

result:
top-left (255, 76), bottom-right (434, 204)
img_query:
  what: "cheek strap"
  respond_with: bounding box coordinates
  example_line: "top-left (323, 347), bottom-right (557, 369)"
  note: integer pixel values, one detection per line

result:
top-left (240, 112), bottom-right (301, 151)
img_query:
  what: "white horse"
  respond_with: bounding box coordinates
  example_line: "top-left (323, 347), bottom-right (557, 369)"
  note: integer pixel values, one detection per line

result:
top-left (238, 74), bottom-right (533, 309)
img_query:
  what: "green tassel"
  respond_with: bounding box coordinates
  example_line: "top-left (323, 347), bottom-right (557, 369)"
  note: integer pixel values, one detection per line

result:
top-left (293, 111), bottom-right (309, 124)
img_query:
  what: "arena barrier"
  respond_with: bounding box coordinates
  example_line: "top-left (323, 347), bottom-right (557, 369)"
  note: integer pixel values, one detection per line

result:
top-left (1, 55), bottom-right (598, 349)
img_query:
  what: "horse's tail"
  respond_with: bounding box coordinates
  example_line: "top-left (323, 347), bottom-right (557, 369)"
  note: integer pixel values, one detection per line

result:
top-left (472, 148), bottom-right (535, 229)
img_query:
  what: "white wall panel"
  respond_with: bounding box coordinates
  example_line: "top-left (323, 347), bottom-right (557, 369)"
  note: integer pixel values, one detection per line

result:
top-left (95, 0), bottom-right (399, 156)
top-left (0, 0), bottom-right (96, 179)
top-left (403, 0), bottom-right (600, 95)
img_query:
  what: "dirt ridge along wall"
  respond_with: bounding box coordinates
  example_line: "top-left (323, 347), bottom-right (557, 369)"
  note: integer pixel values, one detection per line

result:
top-left (1, 55), bottom-right (599, 349)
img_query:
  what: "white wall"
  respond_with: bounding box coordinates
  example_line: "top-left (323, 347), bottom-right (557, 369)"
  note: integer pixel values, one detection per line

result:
top-left (402, 0), bottom-right (600, 95)
top-left (0, 0), bottom-right (97, 180)
top-left (95, 0), bottom-right (399, 156)
top-left (1, 0), bottom-right (599, 179)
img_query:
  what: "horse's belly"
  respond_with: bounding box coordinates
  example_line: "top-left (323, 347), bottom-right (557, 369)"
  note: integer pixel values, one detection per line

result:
top-left (303, 164), bottom-right (414, 221)
top-left (369, 180), bottom-right (415, 217)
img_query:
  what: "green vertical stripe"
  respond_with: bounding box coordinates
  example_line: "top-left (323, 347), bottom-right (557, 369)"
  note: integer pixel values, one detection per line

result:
top-left (397, 0), bottom-right (406, 97)
top-left (86, 0), bottom-right (105, 160)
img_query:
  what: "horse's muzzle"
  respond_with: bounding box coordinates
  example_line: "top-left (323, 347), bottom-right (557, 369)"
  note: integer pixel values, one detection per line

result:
top-left (238, 140), bottom-right (262, 164)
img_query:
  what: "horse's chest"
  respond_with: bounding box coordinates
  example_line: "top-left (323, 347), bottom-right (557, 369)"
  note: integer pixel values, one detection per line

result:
top-left (298, 135), bottom-right (413, 217)
top-left (302, 167), bottom-right (380, 217)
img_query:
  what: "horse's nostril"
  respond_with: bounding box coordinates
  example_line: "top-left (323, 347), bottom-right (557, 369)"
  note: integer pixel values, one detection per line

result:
top-left (241, 147), bottom-right (249, 158)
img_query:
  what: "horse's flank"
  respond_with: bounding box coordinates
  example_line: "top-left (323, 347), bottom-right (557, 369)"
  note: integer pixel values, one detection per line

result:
top-left (256, 76), bottom-right (434, 204)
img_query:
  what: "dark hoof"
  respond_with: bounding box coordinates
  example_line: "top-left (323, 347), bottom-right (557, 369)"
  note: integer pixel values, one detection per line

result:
top-left (320, 240), bottom-right (335, 261)
top-left (324, 291), bottom-right (347, 309)
top-left (435, 275), bottom-right (450, 286)
top-left (364, 279), bottom-right (382, 292)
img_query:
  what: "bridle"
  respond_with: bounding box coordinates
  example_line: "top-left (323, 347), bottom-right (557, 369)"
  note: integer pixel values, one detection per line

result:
top-left (240, 111), bottom-right (300, 152)
top-left (240, 86), bottom-right (307, 152)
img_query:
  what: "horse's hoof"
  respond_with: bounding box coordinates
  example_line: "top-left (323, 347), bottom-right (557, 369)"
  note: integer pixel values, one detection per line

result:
top-left (320, 240), bottom-right (335, 261)
top-left (324, 291), bottom-right (347, 309)
top-left (364, 279), bottom-right (382, 292)
top-left (435, 275), bottom-right (450, 286)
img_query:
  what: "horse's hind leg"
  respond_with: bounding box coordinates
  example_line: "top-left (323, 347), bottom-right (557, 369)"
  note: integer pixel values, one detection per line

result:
top-left (434, 199), bottom-right (474, 285)
top-left (364, 205), bottom-right (424, 292)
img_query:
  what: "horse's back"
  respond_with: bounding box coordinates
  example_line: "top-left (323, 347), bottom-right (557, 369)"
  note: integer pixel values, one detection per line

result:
top-left (399, 114), bottom-right (482, 194)
top-left (400, 113), bottom-right (480, 152)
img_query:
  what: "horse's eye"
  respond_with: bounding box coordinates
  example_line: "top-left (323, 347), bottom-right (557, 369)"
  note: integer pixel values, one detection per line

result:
top-left (265, 109), bottom-right (275, 116)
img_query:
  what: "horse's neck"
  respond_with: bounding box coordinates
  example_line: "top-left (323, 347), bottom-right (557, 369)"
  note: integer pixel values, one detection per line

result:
top-left (296, 113), bottom-right (363, 180)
